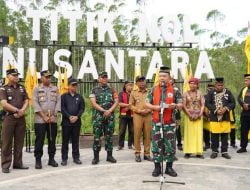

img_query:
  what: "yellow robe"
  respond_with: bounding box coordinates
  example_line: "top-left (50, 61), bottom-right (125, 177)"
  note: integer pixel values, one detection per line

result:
top-left (184, 114), bottom-right (203, 154)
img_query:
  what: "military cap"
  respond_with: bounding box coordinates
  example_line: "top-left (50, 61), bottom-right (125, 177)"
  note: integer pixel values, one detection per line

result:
top-left (40, 70), bottom-right (52, 77)
top-left (68, 78), bottom-right (78, 85)
top-left (159, 66), bottom-right (170, 73)
top-left (99, 71), bottom-right (108, 78)
top-left (6, 68), bottom-right (20, 75)
top-left (135, 75), bottom-right (145, 82)
top-left (215, 77), bottom-right (224, 83)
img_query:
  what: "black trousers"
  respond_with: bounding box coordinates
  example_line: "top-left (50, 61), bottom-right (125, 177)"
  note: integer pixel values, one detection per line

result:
top-left (211, 133), bottom-right (228, 153)
top-left (230, 128), bottom-right (236, 146)
top-left (34, 123), bottom-right (57, 159)
top-left (176, 125), bottom-right (182, 146)
top-left (240, 115), bottom-right (250, 149)
top-left (118, 116), bottom-right (133, 147)
top-left (61, 125), bottom-right (80, 161)
top-left (203, 129), bottom-right (211, 147)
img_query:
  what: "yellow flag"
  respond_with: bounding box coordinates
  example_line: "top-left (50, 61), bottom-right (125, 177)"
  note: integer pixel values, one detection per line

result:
top-left (62, 67), bottom-right (68, 94)
top-left (24, 66), bottom-right (33, 105)
top-left (183, 66), bottom-right (190, 93)
top-left (4, 62), bottom-right (12, 85)
top-left (188, 64), bottom-right (193, 78)
top-left (245, 23), bottom-right (250, 74)
top-left (57, 66), bottom-right (63, 94)
top-left (33, 66), bottom-right (38, 88)
top-left (154, 64), bottom-right (160, 86)
top-left (133, 64), bottom-right (141, 90)
top-left (245, 36), bottom-right (250, 74)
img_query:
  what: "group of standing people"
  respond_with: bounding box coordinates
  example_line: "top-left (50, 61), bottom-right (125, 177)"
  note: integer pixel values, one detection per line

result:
top-left (1, 67), bottom-right (250, 179)
top-left (0, 69), bottom-right (85, 173)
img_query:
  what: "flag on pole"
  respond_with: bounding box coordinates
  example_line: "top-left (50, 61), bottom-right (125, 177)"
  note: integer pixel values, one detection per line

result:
top-left (57, 65), bottom-right (63, 95)
top-left (24, 66), bottom-right (39, 105)
top-left (4, 61), bottom-right (12, 85)
top-left (183, 66), bottom-right (190, 93)
top-left (62, 67), bottom-right (68, 94)
top-left (25, 67), bottom-right (33, 105)
top-left (154, 64), bottom-right (160, 86)
top-left (133, 63), bottom-right (141, 90)
top-left (33, 66), bottom-right (38, 88)
top-left (245, 21), bottom-right (250, 74)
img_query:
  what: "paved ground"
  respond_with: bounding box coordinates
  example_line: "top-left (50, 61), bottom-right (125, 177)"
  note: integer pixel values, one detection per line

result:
top-left (0, 143), bottom-right (250, 190)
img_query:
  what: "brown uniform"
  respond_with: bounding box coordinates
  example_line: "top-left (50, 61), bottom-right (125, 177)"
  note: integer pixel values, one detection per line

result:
top-left (0, 84), bottom-right (28, 169)
top-left (129, 88), bottom-right (152, 156)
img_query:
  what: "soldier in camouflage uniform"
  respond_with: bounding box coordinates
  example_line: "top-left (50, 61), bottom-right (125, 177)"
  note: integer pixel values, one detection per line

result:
top-left (146, 66), bottom-right (182, 177)
top-left (89, 71), bottom-right (119, 165)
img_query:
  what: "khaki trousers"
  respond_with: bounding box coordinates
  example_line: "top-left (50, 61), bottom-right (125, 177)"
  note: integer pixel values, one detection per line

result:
top-left (133, 113), bottom-right (152, 156)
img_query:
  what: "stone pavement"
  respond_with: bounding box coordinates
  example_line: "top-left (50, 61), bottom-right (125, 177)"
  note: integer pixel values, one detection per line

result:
top-left (0, 143), bottom-right (250, 190)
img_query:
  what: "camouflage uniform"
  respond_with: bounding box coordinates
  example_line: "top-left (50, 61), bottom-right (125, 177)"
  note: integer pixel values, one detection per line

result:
top-left (146, 87), bottom-right (182, 163)
top-left (89, 85), bottom-right (117, 152)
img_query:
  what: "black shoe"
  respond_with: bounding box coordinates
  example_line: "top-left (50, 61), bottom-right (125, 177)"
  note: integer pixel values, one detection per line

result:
top-left (92, 151), bottom-right (99, 165)
top-left (165, 167), bottom-right (178, 177)
top-left (2, 168), bottom-right (10, 173)
top-left (48, 159), bottom-right (58, 167)
top-left (205, 144), bottom-right (210, 149)
top-left (222, 153), bottom-right (231, 159)
top-left (177, 145), bottom-right (183, 151)
top-left (237, 148), bottom-right (247, 153)
top-left (61, 160), bottom-right (67, 166)
top-left (144, 155), bottom-right (153, 161)
top-left (210, 152), bottom-right (218, 159)
top-left (13, 165), bottom-right (29, 169)
top-left (196, 155), bottom-right (204, 159)
top-left (128, 146), bottom-right (133, 149)
top-left (107, 151), bottom-right (117, 163)
top-left (73, 159), bottom-right (82, 165)
top-left (165, 162), bottom-right (177, 177)
top-left (184, 154), bottom-right (191, 159)
top-left (117, 146), bottom-right (123, 150)
top-left (92, 158), bottom-right (99, 165)
top-left (174, 156), bottom-right (178, 161)
top-left (231, 144), bottom-right (237, 149)
top-left (135, 155), bottom-right (141, 162)
top-left (35, 158), bottom-right (42, 169)
top-left (152, 163), bottom-right (161, 177)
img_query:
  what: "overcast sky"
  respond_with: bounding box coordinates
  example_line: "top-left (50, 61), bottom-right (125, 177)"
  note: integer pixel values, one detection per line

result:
top-left (142, 0), bottom-right (249, 38)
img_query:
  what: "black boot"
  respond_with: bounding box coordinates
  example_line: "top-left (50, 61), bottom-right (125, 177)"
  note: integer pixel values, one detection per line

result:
top-left (107, 151), bottom-right (117, 163)
top-left (152, 163), bottom-right (161, 177)
top-left (165, 162), bottom-right (177, 177)
top-left (48, 157), bottom-right (58, 167)
top-left (35, 158), bottom-right (42, 169)
top-left (92, 151), bottom-right (100, 165)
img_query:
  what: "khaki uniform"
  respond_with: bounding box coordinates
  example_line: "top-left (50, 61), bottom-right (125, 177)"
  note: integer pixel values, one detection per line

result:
top-left (129, 88), bottom-right (152, 156)
top-left (0, 84), bottom-right (28, 169)
top-left (32, 84), bottom-right (61, 159)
